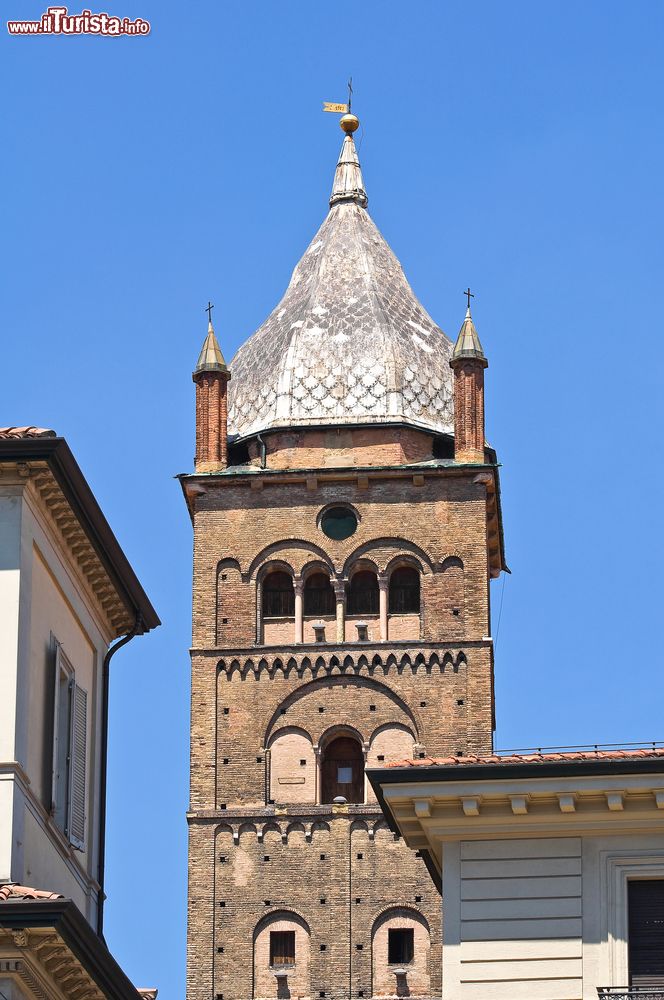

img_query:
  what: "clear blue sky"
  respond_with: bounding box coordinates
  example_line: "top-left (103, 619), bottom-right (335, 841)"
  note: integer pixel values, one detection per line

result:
top-left (3, 1), bottom-right (663, 996)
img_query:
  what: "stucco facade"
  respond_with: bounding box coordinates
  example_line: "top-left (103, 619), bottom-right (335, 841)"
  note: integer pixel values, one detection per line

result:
top-left (370, 750), bottom-right (664, 1000)
top-left (0, 430), bottom-right (158, 942)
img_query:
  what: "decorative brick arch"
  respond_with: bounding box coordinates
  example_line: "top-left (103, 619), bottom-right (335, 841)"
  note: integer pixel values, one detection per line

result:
top-left (264, 675), bottom-right (422, 747)
top-left (371, 905), bottom-right (431, 997)
top-left (342, 537), bottom-right (436, 577)
top-left (245, 539), bottom-right (334, 581)
top-left (253, 909), bottom-right (311, 1000)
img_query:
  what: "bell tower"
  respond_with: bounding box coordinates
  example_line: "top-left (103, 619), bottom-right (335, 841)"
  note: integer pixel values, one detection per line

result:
top-left (181, 115), bottom-right (506, 1000)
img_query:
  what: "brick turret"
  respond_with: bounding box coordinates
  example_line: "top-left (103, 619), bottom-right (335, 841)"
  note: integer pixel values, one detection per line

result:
top-left (450, 306), bottom-right (488, 464)
top-left (193, 319), bottom-right (231, 472)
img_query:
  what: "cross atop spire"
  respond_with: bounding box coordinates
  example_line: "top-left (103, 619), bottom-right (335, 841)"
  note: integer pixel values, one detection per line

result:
top-left (194, 305), bottom-right (229, 375)
top-left (452, 295), bottom-right (487, 364)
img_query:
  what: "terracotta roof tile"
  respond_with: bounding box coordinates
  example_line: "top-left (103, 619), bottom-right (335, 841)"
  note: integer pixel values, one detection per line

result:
top-left (387, 747), bottom-right (664, 769)
top-left (0, 426), bottom-right (57, 439)
top-left (0, 883), bottom-right (65, 901)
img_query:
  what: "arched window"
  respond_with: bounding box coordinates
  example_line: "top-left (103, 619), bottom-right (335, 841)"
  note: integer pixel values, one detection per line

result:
top-left (389, 567), bottom-right (420, 614)
top-left (263, 571), bottom-right (294, 618)
top-left (303, 572), bottom-right (335, 616)
top-left (321, 735), bottom-right (364, 804)
top-left (347, 571), bottom-right (379, 615)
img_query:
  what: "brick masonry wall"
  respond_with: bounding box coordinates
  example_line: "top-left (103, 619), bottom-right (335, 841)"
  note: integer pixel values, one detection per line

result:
top-left (186, 458), bottom-right (496, 1000)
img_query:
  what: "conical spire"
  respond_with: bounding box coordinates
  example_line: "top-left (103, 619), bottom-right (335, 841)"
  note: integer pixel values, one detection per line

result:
top-left (195, 321), bottom-right (228, 374)
top-left (329, 133), bottom-right (368, 208)
top-left (452, 307), bottom-right (487, 364)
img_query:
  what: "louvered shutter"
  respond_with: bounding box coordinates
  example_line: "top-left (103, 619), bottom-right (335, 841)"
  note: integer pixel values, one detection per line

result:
top-left (629, 879), bottom-right (664, 986)
top-left (68, 684), bottom-right (87, 850)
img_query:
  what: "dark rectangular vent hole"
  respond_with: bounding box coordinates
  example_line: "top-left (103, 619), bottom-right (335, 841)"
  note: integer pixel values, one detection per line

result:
top-left (369, 705), bottom-right (376, 711)
top-left (356, 944), bottom-right (363, 951)
top-left (223, 707), bottom-right (229, 715)
top-left (257, 756), bottom-right (263, 763)
top-left (415, 895), bottom-right (422, 902)
top-left (219, 855), bottom-right (227, 863)
top-left (318, 707), bottom-right (325, 713)
top-left (377, 755), bottom-right (385, 762)
top-left (357, 853), bottom-right (363, 859)
top-left (264, 856), bottom-right (270, 862)
top-left (320, 854), bottom-right (326, 860)
top-left (217, 946), bottom-right (224, 953)
top-left (320, 944), bottom-right (326, 951)
top-left (420, 701), bottom-right (427, 707)
top-left (300, 759), bottom-right (306, 766)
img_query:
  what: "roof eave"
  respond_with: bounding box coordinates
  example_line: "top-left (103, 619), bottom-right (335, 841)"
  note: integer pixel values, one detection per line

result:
top-left (0, 898), bottom-right (147, 1000)
top-left (0, 437), bottom-right (159, 632)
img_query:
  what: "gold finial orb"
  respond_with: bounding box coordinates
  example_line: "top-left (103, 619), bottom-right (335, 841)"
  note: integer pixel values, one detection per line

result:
top-left (340, 113), bottom-right (360, 134)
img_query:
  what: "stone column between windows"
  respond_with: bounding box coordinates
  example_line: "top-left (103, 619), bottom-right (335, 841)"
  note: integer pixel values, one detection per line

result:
top-left (378, 576), bottom-right (389, 641)
top-left (334, 582), bottom-right (345, 643)
top-left (313, 744), bottom-right (320, 804)
top-left (294, 577), bottom-right (304, 644)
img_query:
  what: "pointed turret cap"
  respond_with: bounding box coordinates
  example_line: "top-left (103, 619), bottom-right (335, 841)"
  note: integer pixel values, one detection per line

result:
top-left (329, 133), bottom-right (368, 208)
top-left (227, 122), bottom-right (455, 439)
top-left (452, 307), bottom-right (487, 365)
top-left (194, 321), bottom-right (228, 374)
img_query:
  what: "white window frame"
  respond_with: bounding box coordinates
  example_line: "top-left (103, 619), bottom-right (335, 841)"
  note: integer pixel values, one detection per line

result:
top-left (51, 640), bottom-right (87, 851)
top-left (601, 851), bottom-right (664, 987)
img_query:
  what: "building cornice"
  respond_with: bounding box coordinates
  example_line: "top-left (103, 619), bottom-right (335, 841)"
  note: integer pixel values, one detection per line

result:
top-left (0, 900), bottom-right (147, 1000)
top-left (369, 762), bottom-right (664, 890)
top-left (0, 437), bottom-right (159, 637)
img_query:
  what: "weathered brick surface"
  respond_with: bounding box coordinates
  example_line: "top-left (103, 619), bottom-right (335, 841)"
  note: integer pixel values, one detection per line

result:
top-left (185, 448), bottom-right (496, 1000)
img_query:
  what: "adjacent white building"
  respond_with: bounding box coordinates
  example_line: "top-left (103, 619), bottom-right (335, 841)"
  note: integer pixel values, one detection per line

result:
top-left (369, 748), bottom-right (664, 1000)
top-left (0, 426), bottom-right (159, 935)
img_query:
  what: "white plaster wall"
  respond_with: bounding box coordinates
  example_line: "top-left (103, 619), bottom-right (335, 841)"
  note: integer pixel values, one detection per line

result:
top-left (0, 492), bottom-right (22, 763)
top-left (442, 837), bottom-right (583, 999)
top-left (441, 831), bottom-right (664, 1000)
top-left (0, 491), bottom-right (23, 882)
top-left (0, 486), bottom-right (109, 926)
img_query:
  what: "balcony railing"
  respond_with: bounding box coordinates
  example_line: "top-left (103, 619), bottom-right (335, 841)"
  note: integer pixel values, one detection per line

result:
top-left (597, 989), bottom-right (664, 999)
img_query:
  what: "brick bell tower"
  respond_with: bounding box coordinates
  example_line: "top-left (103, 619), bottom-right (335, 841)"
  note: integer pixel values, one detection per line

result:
top-left (180, 111), bottom-right (506, 1000)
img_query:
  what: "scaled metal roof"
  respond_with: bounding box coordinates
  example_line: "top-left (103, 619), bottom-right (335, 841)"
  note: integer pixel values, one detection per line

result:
top-left (227, 133), bottom-right (454, 439)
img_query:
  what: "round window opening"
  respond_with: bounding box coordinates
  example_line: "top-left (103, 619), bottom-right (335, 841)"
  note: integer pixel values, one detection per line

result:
top-left (320, 506), bottom-right (358, 541)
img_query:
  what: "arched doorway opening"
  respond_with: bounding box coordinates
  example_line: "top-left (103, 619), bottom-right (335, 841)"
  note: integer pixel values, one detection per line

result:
top-left (320, 735), bottom-right (364, 804)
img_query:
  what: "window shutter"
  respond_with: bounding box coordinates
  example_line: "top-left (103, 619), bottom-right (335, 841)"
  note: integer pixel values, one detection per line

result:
top-left (68, 684), bottom-right (87, 849)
